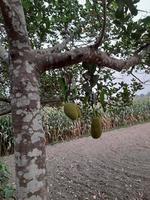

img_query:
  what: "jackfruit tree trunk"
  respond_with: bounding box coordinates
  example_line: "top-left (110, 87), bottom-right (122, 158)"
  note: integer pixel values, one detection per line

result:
top-left (0, 1), bottom-right (48, 198)
top-left (10, 51), bottom-right (48, 199)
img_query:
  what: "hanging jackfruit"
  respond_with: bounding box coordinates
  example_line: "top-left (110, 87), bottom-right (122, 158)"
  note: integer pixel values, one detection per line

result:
top-left (76, 104), bottom-right (81, 118)
top-left (91, 117), bottom-right (102, 139)
top-left (64, 103), bottom-right (78, 120)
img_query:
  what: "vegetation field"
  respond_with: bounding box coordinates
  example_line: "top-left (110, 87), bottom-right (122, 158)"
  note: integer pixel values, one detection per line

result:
top-left (0, 96), bottom-right (150, 157)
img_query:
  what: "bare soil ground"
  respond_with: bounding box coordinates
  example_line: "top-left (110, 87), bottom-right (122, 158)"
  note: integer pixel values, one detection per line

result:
top-left (1, 123), bottom-right (150, 200)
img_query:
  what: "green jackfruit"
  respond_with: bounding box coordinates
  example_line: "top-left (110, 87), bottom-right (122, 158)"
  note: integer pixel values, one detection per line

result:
top-left (91, 117), bottom-right (102, 139)
top-left (64, 103), bottom-right (78, 120)
top-left (76, 105), bottom-right (81, 118)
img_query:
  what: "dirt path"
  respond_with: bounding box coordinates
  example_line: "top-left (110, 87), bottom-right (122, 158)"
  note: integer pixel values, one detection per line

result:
top-left (1, 123), bottom-right (150, 200)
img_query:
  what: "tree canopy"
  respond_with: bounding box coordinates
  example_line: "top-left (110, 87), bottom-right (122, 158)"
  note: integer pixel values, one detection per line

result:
top-left (0, 1), bottom-right (150, 199)
top-left (0, 0), bottom-right (150, 111)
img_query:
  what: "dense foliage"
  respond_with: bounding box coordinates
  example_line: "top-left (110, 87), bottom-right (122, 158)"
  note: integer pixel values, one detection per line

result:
top-left (0, 0), bottom-right (150, 152)
top-left (0, 161), bottom-right (15, 199)
top-left (0, 0), bottom-right (150, 113)
top-left (0, 0), bottom-right (150, 156)
top-left (0, 1), bottom-right (149, 199)
top-left (0, 116), bottom-right (13, 156)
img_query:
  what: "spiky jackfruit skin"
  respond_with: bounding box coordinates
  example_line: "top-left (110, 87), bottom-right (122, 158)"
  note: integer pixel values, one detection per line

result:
top-left (76, 105), bottom-right (81, 118)
top-left (64, 103), bottom-right (78, 120)
top-left (91, 117), bottom-right (102, 139)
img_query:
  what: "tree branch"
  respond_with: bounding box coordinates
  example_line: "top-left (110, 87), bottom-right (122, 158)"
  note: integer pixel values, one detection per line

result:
top-left (0, 96), bottom-right (62, 105)
top-left (0, 43), bottom-right (9, 64)
top-left (0, 0), bottom-right (30, 48)
top-left (35, 35), bottom-right (72, 55)
top-left (0, 97), bottom-right (10, 103)
top-left (0, 96), bottom-right (11, 116)
top-left (0, 98), bottom-right (62, 116)
top-left (0, 108), bottom-right (11, 116)
top-left (41, 98), bottom-right (62, 107)
top-left (137, 44), bottom-right (150, 57)
top-left (135, 43), bottom-right (150, 55)
top-left (130, 72), bottom-right (144, 84)
top-left (49, 35), bottom-right (72, 53)
top-left (92, 0), bottom-right (107, 49)
top-left (34, 46), bottom-right (142, 73)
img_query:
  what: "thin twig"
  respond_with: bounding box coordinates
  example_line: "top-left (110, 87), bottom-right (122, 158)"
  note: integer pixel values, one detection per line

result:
top-left (131, 72), bottom-right (150, 85)
top-left (0, 43), bottom-right (9, 65)
top-left (138, 9), bottom-right (150, 14)
top-left (134, 43), bottom-right (150, 55)
top-left (41, 98), bottom-right (62, 107)
top-left (0, 96), bottom-right (62, 105)
top-left (0, 108), bottom-right (11, 116)
top-left (130, 72), bottom-right (143, 84)
top-left (35, 34), bottom-right (73, 55)
top-left (92, 0), bottom-right (107, 49)
top-left (0, 97), bottom-right (10, 103)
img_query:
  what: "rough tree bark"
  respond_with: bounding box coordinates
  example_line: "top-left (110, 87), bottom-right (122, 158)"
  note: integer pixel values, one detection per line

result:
top-left (10, 53), bottom-right (48, 200)
top-left (0, 0), bottom-right (149, 199)
top-left (0, 1), bottom-right (48, 199)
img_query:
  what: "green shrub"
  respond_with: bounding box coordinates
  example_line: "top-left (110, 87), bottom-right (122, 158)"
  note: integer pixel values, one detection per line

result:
top-left (42, 107), bottom-right (78, 142)
top-left (42, 107), bottom-right (75, 131)
top-left (0, 116), bottom-right (14, 156)
top-left (0, 161), bottom-right (15, 199)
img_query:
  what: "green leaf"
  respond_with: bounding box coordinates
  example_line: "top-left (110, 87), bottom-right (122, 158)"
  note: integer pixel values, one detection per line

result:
top-left (124, 0), bottom-right (138, 15)
top-left (142, 16), bottom-right (150, 25)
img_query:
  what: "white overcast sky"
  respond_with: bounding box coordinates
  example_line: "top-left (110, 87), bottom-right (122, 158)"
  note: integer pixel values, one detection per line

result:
top-left (136, 0), bottom-right (150, 18)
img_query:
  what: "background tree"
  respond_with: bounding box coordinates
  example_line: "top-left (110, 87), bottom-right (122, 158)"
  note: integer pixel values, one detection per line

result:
top-left (0, 0), bottom-right (150, 199)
